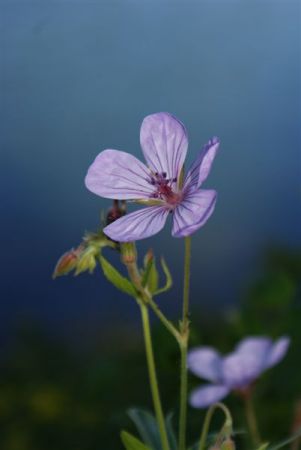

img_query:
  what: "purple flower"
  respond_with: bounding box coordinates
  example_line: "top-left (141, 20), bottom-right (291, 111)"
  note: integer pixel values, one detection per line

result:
top-left (85, 112), bottom-right (219, 242)
top-left (188, 336), bottom-right (290, 408)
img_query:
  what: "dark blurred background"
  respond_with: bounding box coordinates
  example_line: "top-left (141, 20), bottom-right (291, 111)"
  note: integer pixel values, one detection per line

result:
top-left (1, 1), bottom-right (300, 449)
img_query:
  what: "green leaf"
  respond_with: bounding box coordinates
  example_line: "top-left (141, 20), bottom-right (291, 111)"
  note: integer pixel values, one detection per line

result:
top-left (153, 258), bottom-right (173, 296)
top-left (255, 444), bottom-right (269, 450)
top-left (128, 409), bottom-right (161, 450)
top-left (128, 408), bottom-right (178, 450)
top-left (99, 256), bottom-right (137, 297)
top-left (121, 431), bottom-right (151, 450)
top-left (268, 427), bottom-right (301, 450)
top-left (166, 413), bottom-right (178, 450)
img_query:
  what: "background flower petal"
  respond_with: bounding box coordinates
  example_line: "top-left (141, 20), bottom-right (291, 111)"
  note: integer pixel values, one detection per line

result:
top-left (85, 149), bottom-right (154, 199)
top-left (222, 337), bottom-right (272, 388)
top-left (103, 206), bottom-right (169, 242)
top-left (187, 347), bottom-right (223, 383)
top-left (172, 189), bottom-right (217, 238)
top-left (140, 112), bottom-right (188, 181)
top-left (189, 384), bottom-right (230, 409)
top-left (264, 336), bottom-right (290, 369)
top-left (184, 137), bottom-right (220, 190)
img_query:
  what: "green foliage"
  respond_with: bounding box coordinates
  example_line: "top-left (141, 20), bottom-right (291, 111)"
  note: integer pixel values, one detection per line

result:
top-left (3, 246), bottom-right (301, 450)
top-left (165, 414), bottom-right (178, 450)
top-left (268, 427), bottom-right (301, 450)
top-left (128, 409), bottom-right (162, 450)
top-left (141, 253), bottom-right (172, 296)
top-left (99, 255), bottom-right (137, 297)
top-left (128, 409), bottom-right (178, 450)
top-left (255, 444), bottom-right (269, 450)
top-left (121, 431), bottom-right (151, 450)
top-left (142, 252), bottom-right (159, 293)
top-left (153, 258), bottom-right (173, 296)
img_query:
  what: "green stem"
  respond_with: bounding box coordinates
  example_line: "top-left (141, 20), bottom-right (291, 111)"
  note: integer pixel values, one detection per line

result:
top-left (121, 246), bottom-right (170, 450)
top-left (147, 296), bottom-right (182, 344)
top-left (244, 394), bottom-right (261, 446)
top-left (178, 236), bottom-right (192, 450)
top-left (199, 403), bottom-right (233, 450)
top-left (140, 303), bottom-right (171, 450)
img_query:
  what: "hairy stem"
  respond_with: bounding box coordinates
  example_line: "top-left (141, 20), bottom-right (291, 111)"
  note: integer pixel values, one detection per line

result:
top-left (178, 236), bottom-right (192, 450)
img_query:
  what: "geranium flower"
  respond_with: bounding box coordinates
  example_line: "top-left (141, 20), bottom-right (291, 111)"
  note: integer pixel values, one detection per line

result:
top-left (85, 112), bottom-right (219, 242)
top-left (188, 336), bottom-right (290, 408)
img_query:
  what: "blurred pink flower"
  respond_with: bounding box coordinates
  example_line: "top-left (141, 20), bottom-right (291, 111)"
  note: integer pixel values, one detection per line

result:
top-left (188, 336), bottom-right (290, 408)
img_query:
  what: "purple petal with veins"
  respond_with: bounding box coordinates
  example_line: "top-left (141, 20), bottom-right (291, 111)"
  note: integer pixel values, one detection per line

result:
top-left (184, 137), bottom-right (220, 190)
top-left (85, 149), bottom-right (153, 200)
top-left (140, 112), bottom-right (188, 182)
top-left (172, 189), bottom-right (217, 238)
top-left (103, 206), bottom-right (169, 242)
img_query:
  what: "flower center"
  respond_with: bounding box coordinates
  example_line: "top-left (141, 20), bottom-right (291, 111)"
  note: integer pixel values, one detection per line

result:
top-left (148, 172), bottom-right (182, 207)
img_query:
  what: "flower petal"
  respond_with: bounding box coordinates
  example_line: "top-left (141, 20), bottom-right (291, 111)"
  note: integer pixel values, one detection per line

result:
top-left (172, 189), bottom-right (217, 238)
top-left (189, 384), bottom-right (230, 409)
top-left (140, 112), bottom-right (188, 181)
top-left (85, 149), bottom-right (154, 200)
top-left (184, 137), bottom-right (220, 190)
top-left (265, 336), bottom-right (290, 370)
top-left (222, 337), bottom-right (272, 388)
top-left (103, 206), bottom-right (169, 242)
top-left (187, 347), bottom-right (223, 383)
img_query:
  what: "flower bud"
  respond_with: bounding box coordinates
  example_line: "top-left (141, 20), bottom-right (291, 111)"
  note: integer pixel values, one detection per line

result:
top-left (75, 246), bottom-right (98, 275)
top-left (53, 248), bottom-right (81, 278)
top-left (106, 200), bottom-right (126, 225)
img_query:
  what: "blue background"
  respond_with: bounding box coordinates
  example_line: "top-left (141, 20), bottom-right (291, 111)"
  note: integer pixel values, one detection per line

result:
top-left (1, 0), bottom-right (300, 350)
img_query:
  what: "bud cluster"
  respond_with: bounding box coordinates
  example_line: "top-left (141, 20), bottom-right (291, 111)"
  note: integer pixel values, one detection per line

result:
top-left (53, 202), bottom-right (125, 279)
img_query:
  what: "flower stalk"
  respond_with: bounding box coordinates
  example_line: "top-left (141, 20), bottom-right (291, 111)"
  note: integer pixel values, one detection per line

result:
top-left (140, 303), bottom-right (171, 450)
top-left (178, 236), bottom-right (192, 450)
top-left (244, 392), bottom-right (261, 446)
top-left (121, 243), bottom-right (171, 450)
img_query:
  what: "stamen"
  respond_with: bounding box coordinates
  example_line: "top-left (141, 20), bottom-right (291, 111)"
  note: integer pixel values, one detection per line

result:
top-left (147, 171), bottom-right (182, 206)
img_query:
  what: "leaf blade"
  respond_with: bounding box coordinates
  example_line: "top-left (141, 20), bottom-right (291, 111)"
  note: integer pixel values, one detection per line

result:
top-left (121, 431), bottom-right (151, 450)
top-left (99, 255), bottom-right (137, 297)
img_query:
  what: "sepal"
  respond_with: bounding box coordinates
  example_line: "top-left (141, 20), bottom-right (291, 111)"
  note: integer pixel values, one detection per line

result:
top-left (75, 246), bottom-right (98, 275)
top-left (142, 250), bottom-right (159, 293)
top-left (141, 252), bottom-right (173, 296)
